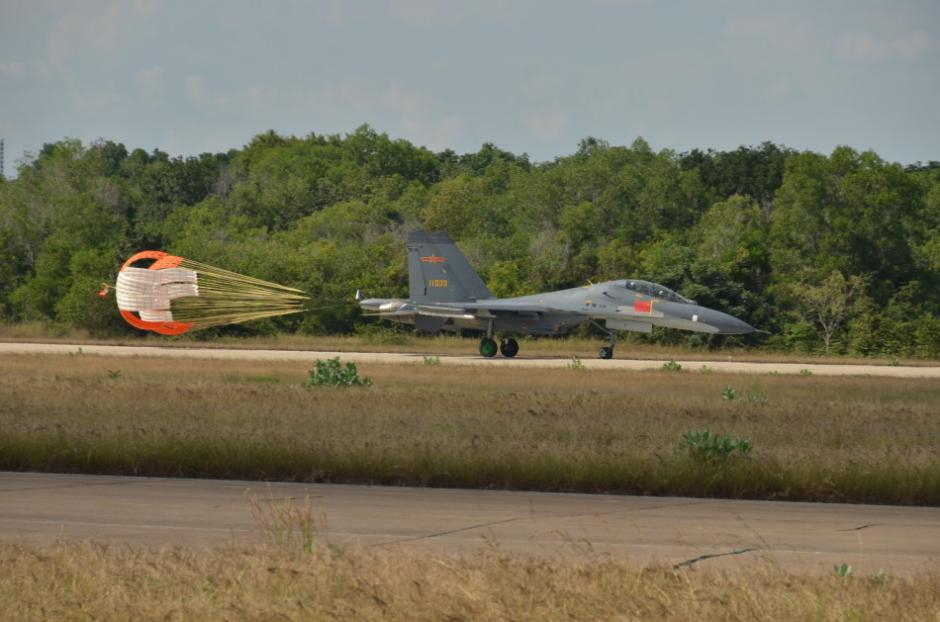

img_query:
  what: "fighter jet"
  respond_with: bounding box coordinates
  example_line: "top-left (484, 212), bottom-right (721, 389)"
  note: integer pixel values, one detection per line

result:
top-left (358, 230), bottom-right (756, 359)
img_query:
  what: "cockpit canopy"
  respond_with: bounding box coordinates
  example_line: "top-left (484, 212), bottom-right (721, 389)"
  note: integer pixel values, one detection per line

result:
top-left (619, 280), bottom-right (695, 304)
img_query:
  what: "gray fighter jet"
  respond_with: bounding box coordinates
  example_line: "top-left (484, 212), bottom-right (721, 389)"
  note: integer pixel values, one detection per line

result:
top-left (358, 231), bottom-right (756, 359)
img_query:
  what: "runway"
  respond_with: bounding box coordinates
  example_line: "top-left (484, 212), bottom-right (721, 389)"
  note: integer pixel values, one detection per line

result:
top-left (2, 341), bottom-right (939, 377)
top-left (2, 472), bottom-right (938, 574)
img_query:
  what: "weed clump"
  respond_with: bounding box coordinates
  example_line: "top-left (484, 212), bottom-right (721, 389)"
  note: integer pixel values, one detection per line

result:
top-left (662, 359), bottom-right (682, 372)
top-left (248, 491), bottom-right (317, 553)
top-left (678, 429), bottom-right (751, 463)
top-left (834, 563), bottom-right (853, 577)
top-left (305, 358), bottom-right (372, 388)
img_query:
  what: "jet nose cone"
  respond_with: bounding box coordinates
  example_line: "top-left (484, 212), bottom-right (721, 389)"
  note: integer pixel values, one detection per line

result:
top-left (699, 308), bottom-right (756, 335)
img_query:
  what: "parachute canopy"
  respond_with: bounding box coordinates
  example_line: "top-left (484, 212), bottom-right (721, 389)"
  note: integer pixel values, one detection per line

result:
top-left (115, 251), bottom-right (307, 335)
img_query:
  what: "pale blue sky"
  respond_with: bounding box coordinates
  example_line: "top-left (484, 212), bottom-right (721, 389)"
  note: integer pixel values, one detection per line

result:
top-left (1, 0), bottom-right (938, 169)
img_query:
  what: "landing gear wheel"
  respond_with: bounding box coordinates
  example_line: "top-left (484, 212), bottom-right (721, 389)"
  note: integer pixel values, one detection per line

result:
top-left (499, 338), bottom-right (519, 358)
top-left (479, 338), bottom-right (498, 358)
top-left (598, 346), bottom-right (614, 360)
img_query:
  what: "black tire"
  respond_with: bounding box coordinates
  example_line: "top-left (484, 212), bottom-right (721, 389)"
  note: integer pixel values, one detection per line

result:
top-left (499, 338), bottom-right (519, 358)
top-left (598, 346), bottom-right (614, 360)
top-left (479, 338), bottom-right (498, 358)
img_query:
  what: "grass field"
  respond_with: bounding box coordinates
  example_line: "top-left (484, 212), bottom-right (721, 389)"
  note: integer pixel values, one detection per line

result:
top-left (1, 353), bottom-right (938, 505)
top-left (2, 322), bottom-right (935, 366)
top-left (2, 541), bottom-right (938, 621)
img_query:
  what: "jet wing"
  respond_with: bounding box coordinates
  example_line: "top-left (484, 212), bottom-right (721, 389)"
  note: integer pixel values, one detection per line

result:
top-left (361, 309), bottom-right (417, 318)
top-left (419, 300), bottom-right (569, 318)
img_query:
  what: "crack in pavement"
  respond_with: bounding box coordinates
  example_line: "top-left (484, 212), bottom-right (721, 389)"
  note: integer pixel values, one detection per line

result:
top-left (836, 523), bottom-right (878, 532)
top-left (367, 499), bottom-right (714, 548)
top-left (673, 547), bottom-right (757, 569)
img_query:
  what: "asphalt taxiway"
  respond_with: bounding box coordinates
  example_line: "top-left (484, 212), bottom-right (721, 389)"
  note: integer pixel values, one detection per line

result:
top-left (1, 472), bottom-right (938, 574)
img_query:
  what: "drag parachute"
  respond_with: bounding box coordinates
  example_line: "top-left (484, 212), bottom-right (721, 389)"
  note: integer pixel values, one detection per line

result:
top-left (113, 251), bottom-right (307, 335)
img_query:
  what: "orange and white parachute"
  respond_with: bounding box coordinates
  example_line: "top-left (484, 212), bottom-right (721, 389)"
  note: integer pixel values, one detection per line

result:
top-left (113, 251), bottom-right (307, 335)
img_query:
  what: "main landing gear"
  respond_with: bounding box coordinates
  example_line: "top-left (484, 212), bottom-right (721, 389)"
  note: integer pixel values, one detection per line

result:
top-left (499, 337), bottom-right (519, 357)
top-left (479, 337), bottom-right (498, 357)
top-left (479, 320), bottom-right (519, 358)
top-left (479, 337), bottom-right (519, 358)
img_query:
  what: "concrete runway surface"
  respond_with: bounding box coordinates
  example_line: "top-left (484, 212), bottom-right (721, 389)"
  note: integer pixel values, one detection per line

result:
top-left (1, 472), bottom-right (938, 574)
top-left (2, 341), bottom-right (940, 377)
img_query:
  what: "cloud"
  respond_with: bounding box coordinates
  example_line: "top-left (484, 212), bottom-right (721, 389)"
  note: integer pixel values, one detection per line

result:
top-left (373, 82), bottom-right (465, 150)
top-left (184, 75), bottom-right (208, 104)
top-left (894, 31), bottom-right (930, 61)
top-left (0, 61), bottom-right (26, 80)
top-left (183, 75), bottom-right (280, 115)
top-left (520, 108), bottom-right (567, 142)
top-left (836, 30), bottom-right (930, 62)
top-left (135, 66), bottom-right (163, 98)
top-left (299, 78), bottom-right (465, 151)
top-left (316, 0), bottom-right (366, 27)
top-left (387, 0), bottom-right (516, 27)
top-left (765, 76), bottom-right (792, 100)
top-left (183, 75), bottom-right (230, 109)
top-left (70, 88), bottom-right (121, 113)
top-left (519, 67), bottom-right (564, 100)
top-left (591, 0), bottom-right (645, 5)
top-left (722, 14), bottom-right (814, 60)
top-left (388, 0), bottom-right (446, 27)
top-left (131, 0), bottom-right (162, 15)
top-left (43, 1), bottom-right (162, 82)
top-left (240, 85), bottom-right (279, 112)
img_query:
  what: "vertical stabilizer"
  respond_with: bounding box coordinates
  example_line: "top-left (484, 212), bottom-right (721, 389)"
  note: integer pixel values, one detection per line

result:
top-left (407, 231), bottom-right (493, 303)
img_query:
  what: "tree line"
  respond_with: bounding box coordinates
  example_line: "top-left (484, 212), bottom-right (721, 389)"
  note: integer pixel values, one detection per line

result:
top-left (1, 125), bottom-right (939, 356)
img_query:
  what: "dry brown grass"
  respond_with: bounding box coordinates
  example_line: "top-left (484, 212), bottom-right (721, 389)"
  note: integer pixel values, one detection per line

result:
top-left (1, 541), bottom-right (938, 621)
top-left (2, 323), bottom-right (935, 366)
top-left (1, 353), bottom-right (939, 504)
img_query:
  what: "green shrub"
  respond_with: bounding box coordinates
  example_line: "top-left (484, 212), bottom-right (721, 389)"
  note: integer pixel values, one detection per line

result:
top-left (721, 386), bottom-right (736, 401)
top-left (569, 356), bottom-right (585, 370)
top-left (305, 358), bottom-right (372, 388)
top-left (423, 356), bottom-right (441, 366)
top-left (678, 429), bottom-right (751, 463)
top-left (661, 359), bottom-right (682, 372)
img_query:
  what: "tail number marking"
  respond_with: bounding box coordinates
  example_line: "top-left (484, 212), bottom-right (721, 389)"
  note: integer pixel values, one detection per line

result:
top-left (420, 256), bottom-right (446, 263)
top-left (428, 279), bottom-right (448, 288)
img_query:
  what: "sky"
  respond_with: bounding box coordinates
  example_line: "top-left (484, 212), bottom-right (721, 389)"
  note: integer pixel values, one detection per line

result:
top-left (1, 0), bottom-right (938, 172)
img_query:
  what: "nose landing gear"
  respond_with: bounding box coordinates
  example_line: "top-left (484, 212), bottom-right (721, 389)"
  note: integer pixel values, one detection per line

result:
top-left (593, 321), bottom-right (617, 359)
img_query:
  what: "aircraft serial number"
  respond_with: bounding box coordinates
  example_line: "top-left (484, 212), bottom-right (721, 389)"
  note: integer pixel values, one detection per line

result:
top-left (428, 279), bottom-right (448, 287)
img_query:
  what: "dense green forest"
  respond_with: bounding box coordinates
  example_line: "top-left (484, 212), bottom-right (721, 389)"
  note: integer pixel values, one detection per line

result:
top-left (1, 126), bottom-right (939, 356)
